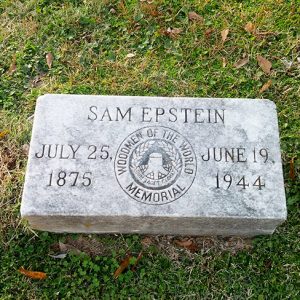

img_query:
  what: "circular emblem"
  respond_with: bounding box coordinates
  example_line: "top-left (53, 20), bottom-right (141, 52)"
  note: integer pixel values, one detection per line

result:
top-left (115, 126), bottom-right (197, 205)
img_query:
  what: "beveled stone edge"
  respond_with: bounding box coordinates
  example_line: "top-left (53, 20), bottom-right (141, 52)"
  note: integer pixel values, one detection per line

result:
top-left (37, 94), bottom-right (277, 108)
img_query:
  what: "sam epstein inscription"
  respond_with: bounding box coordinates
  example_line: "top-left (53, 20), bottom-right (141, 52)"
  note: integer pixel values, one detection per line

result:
top-left (21, 95), bottom-right (287, 236)
top-left (87, 106), bottom-right (225, 124)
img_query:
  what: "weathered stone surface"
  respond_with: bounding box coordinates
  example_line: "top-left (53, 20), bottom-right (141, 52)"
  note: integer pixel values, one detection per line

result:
top-left (21, 94), bottom-right (287, 236)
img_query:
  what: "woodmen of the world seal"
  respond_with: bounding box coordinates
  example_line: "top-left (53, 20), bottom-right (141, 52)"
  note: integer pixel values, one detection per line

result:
top-left (115, 126), bottom-right (197, 204)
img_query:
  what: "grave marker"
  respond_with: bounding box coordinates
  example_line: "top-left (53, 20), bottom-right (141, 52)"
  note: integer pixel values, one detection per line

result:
top-left (21, 94), bottom-right (287, 235)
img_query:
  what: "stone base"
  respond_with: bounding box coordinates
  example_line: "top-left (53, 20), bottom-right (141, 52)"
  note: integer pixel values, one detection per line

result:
top-left (24, 215), bottom-right (285, 236)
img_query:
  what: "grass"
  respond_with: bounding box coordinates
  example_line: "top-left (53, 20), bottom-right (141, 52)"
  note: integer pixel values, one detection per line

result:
top-left (0, 0), bottom-right (299, 298)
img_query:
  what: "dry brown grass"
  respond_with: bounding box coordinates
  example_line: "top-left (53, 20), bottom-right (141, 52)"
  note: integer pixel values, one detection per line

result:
top-left (0, 112), bottom-right (31, 244)
top-left (140, 235), bottom-right (253, 261)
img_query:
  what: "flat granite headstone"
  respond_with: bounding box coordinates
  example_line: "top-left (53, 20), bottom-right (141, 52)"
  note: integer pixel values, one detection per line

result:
top-left (21, 94), bottom-right (287, 236)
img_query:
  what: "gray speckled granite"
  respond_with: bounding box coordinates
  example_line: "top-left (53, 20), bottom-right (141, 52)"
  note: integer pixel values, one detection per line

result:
top-left (21, 94), bottom-right (287, 236)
